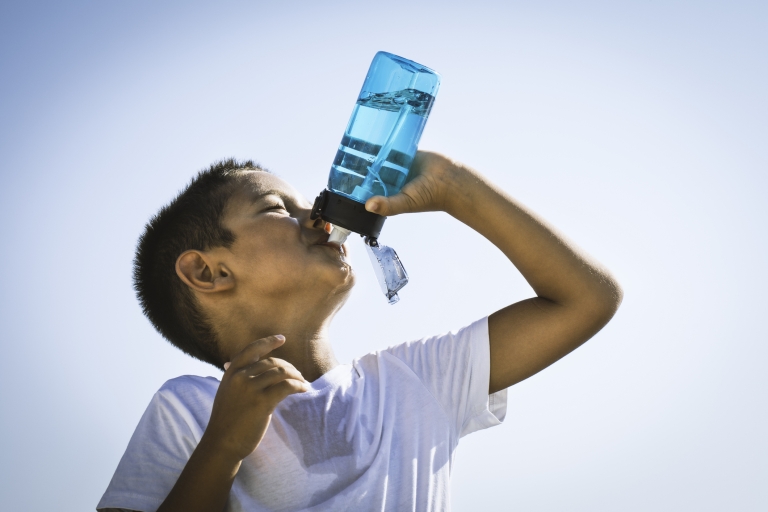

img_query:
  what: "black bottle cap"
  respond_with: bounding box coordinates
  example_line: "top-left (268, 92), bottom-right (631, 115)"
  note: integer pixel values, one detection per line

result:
top-left (310, 189), bottom-right (386, 239)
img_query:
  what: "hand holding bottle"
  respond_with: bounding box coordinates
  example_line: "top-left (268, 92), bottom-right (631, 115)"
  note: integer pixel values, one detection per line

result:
top-left (364, 150), bottom-right (473, 217)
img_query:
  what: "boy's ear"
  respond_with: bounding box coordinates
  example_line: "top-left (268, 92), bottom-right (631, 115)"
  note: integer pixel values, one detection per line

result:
top-left (175, 250), bottom-right (235, 293)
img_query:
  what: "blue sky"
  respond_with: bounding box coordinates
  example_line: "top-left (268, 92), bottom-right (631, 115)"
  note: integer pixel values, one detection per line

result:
top-left (1, 1), bottom-right (766, 510)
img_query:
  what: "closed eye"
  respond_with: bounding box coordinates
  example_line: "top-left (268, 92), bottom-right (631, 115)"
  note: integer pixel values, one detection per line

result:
top-left (263, 203), bottom-right (286, 213)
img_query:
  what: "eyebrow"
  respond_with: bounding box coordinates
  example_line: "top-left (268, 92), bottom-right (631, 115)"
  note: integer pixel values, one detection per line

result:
top-left (250, 189), bottom-right (285, 203)
top-left (248, 189), bottom-right (308, 210)
top-left (242, 185), bottom-right (309, 210)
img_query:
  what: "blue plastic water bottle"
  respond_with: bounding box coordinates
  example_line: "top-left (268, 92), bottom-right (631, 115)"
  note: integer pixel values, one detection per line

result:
top-left (311, 52), bottom-right (441, 304)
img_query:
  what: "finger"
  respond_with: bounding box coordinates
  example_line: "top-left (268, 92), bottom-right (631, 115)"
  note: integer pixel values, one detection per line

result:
top-left (250, 365), bottom-right (306, 389)
top-left (226, 335), bottom-right (285, 372)
top-left (264, 379), bottom-right (311, 402)
top-left (242, 358), bottom-right (308, 382)
top-left (365, 191), bottom-right (419, 217)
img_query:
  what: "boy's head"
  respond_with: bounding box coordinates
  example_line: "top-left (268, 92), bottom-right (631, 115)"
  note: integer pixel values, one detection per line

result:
top-left (134, 159), bottom-right (353, 369)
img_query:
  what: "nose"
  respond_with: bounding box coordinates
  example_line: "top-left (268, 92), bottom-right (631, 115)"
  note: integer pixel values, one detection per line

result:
top-left (301, 200), bottom-right (333, 235)
top-left (306, 208), bottom-right (332, 233)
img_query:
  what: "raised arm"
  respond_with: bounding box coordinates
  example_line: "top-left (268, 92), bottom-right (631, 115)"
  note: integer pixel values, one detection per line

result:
top-left (365, 151), bottom-right (623, 393)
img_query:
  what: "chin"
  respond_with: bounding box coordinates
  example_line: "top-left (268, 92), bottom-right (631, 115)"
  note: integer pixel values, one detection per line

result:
top-left (330, 263), bottom-right (356, 297)
top-left (339, 263), bottom-right (356, 290)
top-left (333, 278), bottom-right (355, 311)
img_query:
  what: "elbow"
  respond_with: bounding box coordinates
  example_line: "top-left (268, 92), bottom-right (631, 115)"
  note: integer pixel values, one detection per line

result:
top-left (593, 274), bottom-right (623, 324)
top-left (607, 279), bottom-right (624, 317)
top-left (572, 271), bottom-right (622, 329)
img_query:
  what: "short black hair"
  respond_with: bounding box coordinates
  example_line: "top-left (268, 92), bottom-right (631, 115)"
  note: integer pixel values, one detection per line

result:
top-left (133, 158), bottom-right (267, 368)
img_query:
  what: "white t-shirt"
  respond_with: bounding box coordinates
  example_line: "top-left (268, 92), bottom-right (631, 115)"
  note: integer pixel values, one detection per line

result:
top-left (97, 317), bottom-right (507, 512)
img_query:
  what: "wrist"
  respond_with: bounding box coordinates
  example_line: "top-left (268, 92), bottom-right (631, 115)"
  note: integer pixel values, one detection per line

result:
top-left (440, 160), bottom-right (484, 217)
top-left (155, 429), bottom-right (243, 512)
top-left (197, 431), bottom-right (247, 470)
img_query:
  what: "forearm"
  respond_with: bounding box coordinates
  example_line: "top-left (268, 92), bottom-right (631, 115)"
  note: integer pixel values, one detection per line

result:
top-left (442, 161), bottom-right (622, 390)
top-left (156, 435), bottom-right (242, 512)
top-left (367, 151), bottom-right (623, 390)
top-left (443, 161), bottom-right (622, 313)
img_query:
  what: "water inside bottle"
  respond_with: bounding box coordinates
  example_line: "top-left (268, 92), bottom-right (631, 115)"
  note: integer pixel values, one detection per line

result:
top-left (328, 88), bottom-right (435, 203)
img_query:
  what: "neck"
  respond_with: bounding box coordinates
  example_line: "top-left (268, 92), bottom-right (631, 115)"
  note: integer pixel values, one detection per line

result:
top-left (214, 297), bottom-right (342, 382)
top-left (267, 323), bottom-right (339, 382)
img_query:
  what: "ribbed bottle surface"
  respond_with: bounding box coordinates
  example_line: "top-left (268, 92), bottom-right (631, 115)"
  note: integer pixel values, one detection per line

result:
top-left (328, 52), bottom-right (441, 203)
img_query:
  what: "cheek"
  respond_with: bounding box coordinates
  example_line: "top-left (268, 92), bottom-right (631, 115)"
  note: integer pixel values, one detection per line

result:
top-left (231, 228), bottom-right (307, 288)
top-left (245, 244), bottom-right (309, 286)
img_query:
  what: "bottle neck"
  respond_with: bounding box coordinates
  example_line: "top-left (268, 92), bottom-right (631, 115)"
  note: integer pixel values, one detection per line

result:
top-left (310, 189), bottom-right (386, 239)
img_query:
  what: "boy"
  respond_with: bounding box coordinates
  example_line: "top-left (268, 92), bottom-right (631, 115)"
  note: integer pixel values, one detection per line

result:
top-left (98, 151), bottom-right (622, 511)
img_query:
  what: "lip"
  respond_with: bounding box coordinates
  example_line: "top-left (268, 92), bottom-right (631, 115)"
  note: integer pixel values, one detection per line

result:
top-left (316, 241), bottom-right (346, 256)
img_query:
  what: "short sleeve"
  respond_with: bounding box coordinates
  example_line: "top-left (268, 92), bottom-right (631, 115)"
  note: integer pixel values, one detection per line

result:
top-left (384, 317), bottom-right (507, 439)
top-left (96, 377), bottom-right (215, 512)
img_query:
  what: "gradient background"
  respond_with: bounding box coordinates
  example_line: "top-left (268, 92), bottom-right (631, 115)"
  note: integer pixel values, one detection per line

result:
top-left (1, 1), bottom-right (766, 510)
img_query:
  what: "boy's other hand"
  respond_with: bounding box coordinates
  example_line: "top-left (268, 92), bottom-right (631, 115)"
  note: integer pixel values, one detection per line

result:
top-left (202, 335), bottom-right (310, 463)
top-left (364, 151), bottom-right (467, 217)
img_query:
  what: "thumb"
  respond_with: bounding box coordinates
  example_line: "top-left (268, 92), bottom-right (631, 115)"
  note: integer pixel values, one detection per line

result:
top-left (365, 193), bottom-right (415, 217)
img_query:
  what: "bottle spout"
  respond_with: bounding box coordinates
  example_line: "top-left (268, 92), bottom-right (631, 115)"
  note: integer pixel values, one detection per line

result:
top-left (328, 226), bottom-right (351, 245)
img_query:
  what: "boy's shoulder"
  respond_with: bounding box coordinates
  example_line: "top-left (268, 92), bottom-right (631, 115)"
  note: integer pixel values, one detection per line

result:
top-left (155, 375), bottom-right (220, 405)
